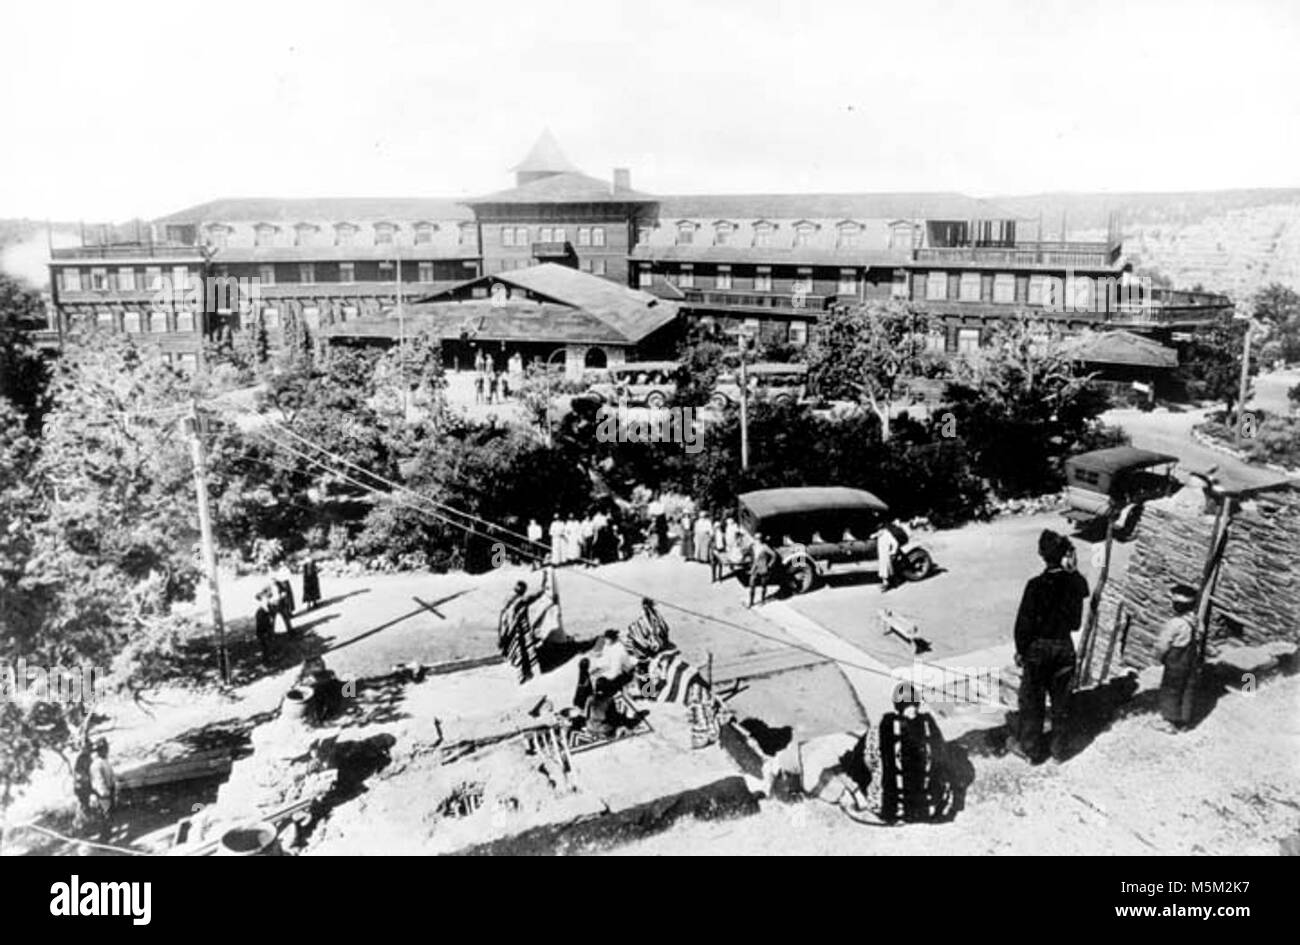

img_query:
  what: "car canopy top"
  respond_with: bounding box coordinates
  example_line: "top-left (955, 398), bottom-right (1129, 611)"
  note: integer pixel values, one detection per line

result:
top-left (737, 486), bottom-right (889, 540)
top-left (1067, 446), bottom-right (1178, 477)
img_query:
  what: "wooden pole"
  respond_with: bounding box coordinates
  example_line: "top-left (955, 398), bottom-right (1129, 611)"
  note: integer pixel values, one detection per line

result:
top-left (187, 402), bottom-right (229, 685)
top-left (1075, 516), bottom-right (1114, 689)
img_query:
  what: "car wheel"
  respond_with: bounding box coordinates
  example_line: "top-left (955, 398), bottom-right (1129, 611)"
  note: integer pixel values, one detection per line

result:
top-left (646, 391), bottom-right (667, 410)
top-left (788, 560), bottom-right (817, 594)
top-left (901, 548), bottom-right (933, 582)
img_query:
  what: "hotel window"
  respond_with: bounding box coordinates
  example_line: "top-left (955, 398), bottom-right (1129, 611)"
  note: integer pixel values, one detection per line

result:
top-left (753, 223), bottom-right (774, 248)
top-left (150, 311), bottom-right (168, 333)
top-left (889, 222), bottom-right (915, 251)
top-left (956, 327), bottom-right (981, 354)
top-left (145, 267), bottom-right (163, 290)
top-left (891, 273), bottom-right (909, 299)
top-left (676, 222), bottom-right (695, 245)
top-left (553, 227), bottom-right (565, 243)
top-left (789, 321), bottom-right (809, 347)
top-left (299, 263), bottom-right (316, 284)
top-left (959, 272), bottom-right (982, 302)
top-left (926, 330), bottom-right (947, 354)
top-left (418, 261), bottom-right (434, 282)
top-left (515, 227), bottom-right (528, 245)
top-left (538, 227), bottom-right (552, 243)
top-left (679, 265), bottom-right (695, 289)
top-left (254, 225), bottom-right (276, 247)
top-left (374, 224), bottom-right (396, 245)
top-left (294, 224), bottom-right (318, 247)
top-left (592, 227), bottom-right (605, 247)
top-left (794, 224), bottom-right (816, 248)
top-left (458, 222), bottom-right (475, 246)
top-left (172, 266), bottom-right (189, 291)
top-left (175, 310), bottom-right (194, 331)
top-left (716, 266), bottom-right (733, 290)
top-left (926, 270), bottom-right (948, 301)
top-left (90, 268), bottom-right (108, 290)
top-left (715, 222), bottom-right (734, 246)
top-left (62, 269), bottom-right (81, 292)
top-left (993, 274), bottom-right (1016, 304)
top-left (639, 266), bottom-right (653, 289)
top-left (258, 265), bottom-right (275, 286)
top-left (96, 309), bottom-right (114, 329)
top-left (794, 269), bottom-right (814, 294)
top-left (118, 267), bottom-right (136, 291)
top-left (414, 223), bottom-right (435, 245)
top-left (502, 226), bottom-right (515, 247)
top-left (335, 224), bottom-right (357, 247)
top-left (838, 224), bottom-right (861, 249)
top-left (755, 267), bottom-right (773, 291)
top-left (207, 226), bottom-right (230, 249)
top-left (339, 263), bottom-right (355, 284)
top-left (577, 227), bottom-right (591, 246)
top-left (379, 261), bottom-right (394, 276)
top-left (342, 305), bottom-right (358, 320)
top-left (838, 269), bottom-right (857, 295)
top-left (123, 311), bottom-right (141, 333)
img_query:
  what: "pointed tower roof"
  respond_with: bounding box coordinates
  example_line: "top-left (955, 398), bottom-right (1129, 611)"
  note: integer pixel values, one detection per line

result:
top-left (511, 129), bottom-right (580, 175)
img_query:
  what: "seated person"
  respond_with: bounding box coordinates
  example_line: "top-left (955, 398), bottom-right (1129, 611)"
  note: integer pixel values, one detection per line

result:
top-left (298, 656), bottom-right (345, 722)
top-left (584, 677), bottom-right (640, 739)
top-left (842, 528), bottom-right (858, 541)
top-left (591, 629), bottom-right (637, 689)
top-left (810, 531), bottom-right (825, 544)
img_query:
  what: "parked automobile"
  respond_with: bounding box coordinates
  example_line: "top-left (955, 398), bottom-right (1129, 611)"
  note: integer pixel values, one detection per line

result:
top-left (1060, 446), bottom-right (1180, 539)
top-left (711, 362), bottom-right (810, 409)
top-left (587, 360), bottom-right (681, 409)
top-left (733, 486), bottom-right (934, 594)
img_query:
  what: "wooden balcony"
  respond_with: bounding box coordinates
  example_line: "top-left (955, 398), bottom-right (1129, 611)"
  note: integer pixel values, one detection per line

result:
top-left (914, 241), bottom-right (1122, 269)
top-left (680, 287), bottom-right (828, 315)
top-left (52, 242), bottom-right (203, 262)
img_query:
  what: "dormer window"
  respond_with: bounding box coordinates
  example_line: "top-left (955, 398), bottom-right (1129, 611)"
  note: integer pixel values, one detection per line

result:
top-left (254, 223), bottom-right (279, 248)
top-left (206, 224), bottom-right (232, 249)
top-left (714, 221), bottom-right (735, 246)
top-left (414, 222), bottom-right (437, 245)
top-left (374, 222), bottom-right (398, 246)
top-left (793, 221), bottom-right (819, 248)
top-left (458, 221), bottom-right (475, 246)
top-left (675, 221), bottom-right (698, 246)
top-left (836, 221), bottom-right (863, 249)
top-left (752, 221), bottom-right (776, 248)
top-left (294, 222), bottom-right (320, 247)
top-left (335, 223), bottom-right (358, 247)
top-left (889, 220), bottom-right (916, 251)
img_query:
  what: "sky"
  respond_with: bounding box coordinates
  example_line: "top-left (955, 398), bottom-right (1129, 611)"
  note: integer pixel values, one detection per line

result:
top-left (2, 0), bottom-right (1298, 222)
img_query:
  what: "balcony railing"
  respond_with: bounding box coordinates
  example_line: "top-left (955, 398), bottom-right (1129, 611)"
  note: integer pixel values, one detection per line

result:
top-left (681, 288), bottom-right (828, 313)
top-left (914, 241), bottom-right (1122, 268)
top-left (52, 243), bottom-right (202, 261)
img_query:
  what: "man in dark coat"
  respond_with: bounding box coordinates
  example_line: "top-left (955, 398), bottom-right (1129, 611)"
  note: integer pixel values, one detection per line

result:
top-left (1153, 583), bottom-right (1199, 731)
top-left (301, 559), bottom-right (322, 609)
top-left (1013, 529), bottom-right (1089, 763)
top-left (254, 600), bottom-right (275, 664)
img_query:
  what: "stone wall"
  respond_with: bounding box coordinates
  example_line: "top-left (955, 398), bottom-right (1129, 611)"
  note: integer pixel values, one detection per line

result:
top-left (1084, 488), bottom-right (1300, 680)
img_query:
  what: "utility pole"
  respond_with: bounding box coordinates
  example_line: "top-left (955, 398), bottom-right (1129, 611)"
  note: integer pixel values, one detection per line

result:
top-left (1234, 308), bottom-right (1255, 448)
top-left (186, 401), bottom-right (229, 685)
top-left (738, 327), bottom-right (751, 471)
top-left (396, 252), bottom-right (407, 415)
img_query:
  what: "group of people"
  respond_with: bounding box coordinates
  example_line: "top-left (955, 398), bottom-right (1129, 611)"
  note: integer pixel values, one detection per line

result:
top-left (529, 512), bottom-right (626, 567)
top-left (472, 351), bottom-right (511, 405)
top-left (1012, 527), bottom-right (1204, 765)
top-left (254, 559), bottom-right (323, 665)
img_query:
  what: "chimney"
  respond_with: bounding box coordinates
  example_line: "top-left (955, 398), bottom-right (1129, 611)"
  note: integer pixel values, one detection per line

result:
top-left (613, 168), bottom-right (631, 193)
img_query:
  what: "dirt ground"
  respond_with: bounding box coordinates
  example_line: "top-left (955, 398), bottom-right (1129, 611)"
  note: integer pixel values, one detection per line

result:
top-left (609, 672), bottom-right (1300, 856)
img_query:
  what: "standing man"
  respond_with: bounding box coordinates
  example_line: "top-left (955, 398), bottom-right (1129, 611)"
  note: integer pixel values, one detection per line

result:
top-left (498, 576), bottom-right (549, 683)
top-left (877, 519), bottom-right (900, 591)
top-left (526, 518), bottom-right (544, 567)
top-left (1152, 583), bottom-right (1200, 732)
top-left (75, 738), bottom-right (117, 841)
top-left (549, 516), bottom-right (565, 566)
top-left (1012, 530), bottom-right (1089, 763)
top-left (254, 598), bottom-right (275, 664)
top-left (748, 533), bottom-right (778, 608)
